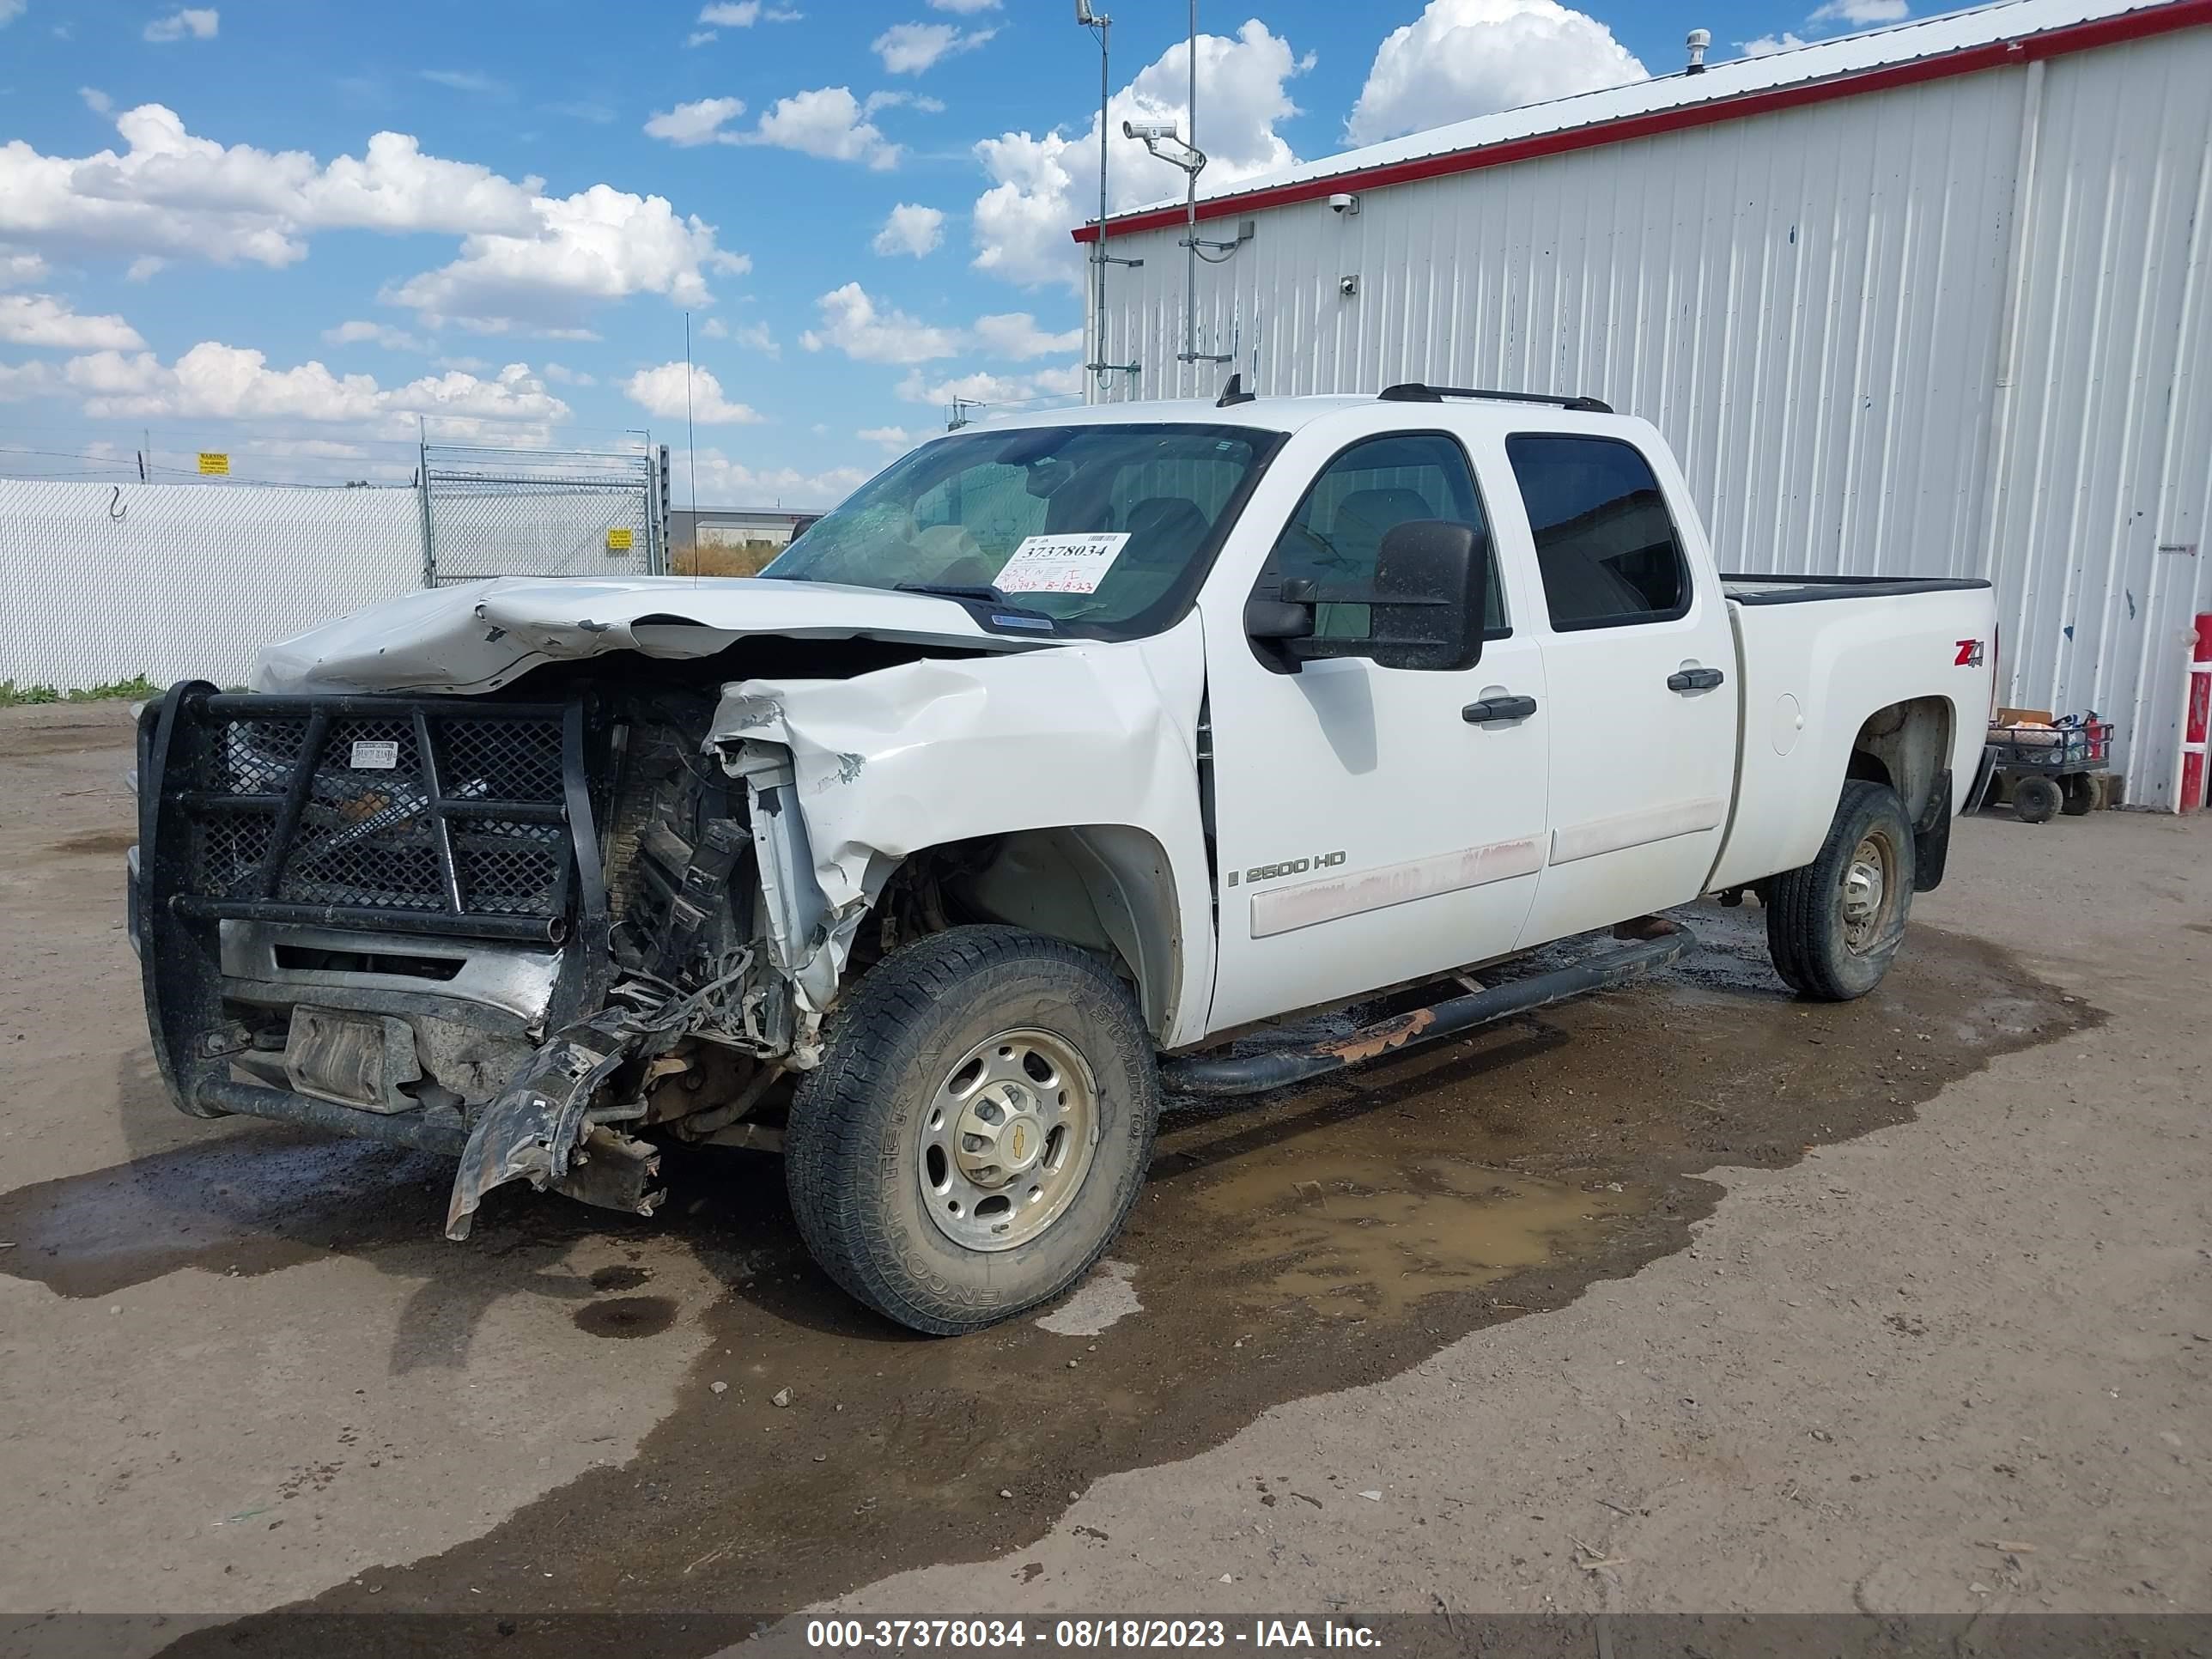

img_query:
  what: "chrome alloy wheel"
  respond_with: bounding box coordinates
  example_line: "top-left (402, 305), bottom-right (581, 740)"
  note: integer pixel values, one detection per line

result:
top-left (1840, 832), bottom-right (1897, 954)
top-left (918, 1028), bottom-right (1100, 1252)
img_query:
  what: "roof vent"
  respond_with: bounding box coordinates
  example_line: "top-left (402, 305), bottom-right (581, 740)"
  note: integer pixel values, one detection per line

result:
top-left (1686, 27), bottom-right (1711, 74)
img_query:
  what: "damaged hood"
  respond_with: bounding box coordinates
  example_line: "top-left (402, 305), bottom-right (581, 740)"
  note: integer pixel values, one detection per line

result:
top-left (253, 575), bottom-right (1034, 694)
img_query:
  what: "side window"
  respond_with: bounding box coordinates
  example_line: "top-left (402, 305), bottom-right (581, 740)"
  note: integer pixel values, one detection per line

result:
top-left (1261, 433), bottom-right (1504, 643)
top-left (1504, 435), bottom-right (1690, 631)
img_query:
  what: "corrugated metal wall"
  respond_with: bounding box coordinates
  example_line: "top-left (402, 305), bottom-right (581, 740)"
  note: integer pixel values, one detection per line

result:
top-left (1092, 28), bottom-right (2212, 806)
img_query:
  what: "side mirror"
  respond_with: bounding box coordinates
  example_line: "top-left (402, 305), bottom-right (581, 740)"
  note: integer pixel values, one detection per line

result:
top-left (1366, 519), bottom-right (1489, 672)
top-left (1245, 520), bottom-right (1489, 673)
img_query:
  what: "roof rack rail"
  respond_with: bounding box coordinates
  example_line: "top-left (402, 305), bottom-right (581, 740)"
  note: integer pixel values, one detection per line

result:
top-left (1378, 383), bottom-right (1613, 414)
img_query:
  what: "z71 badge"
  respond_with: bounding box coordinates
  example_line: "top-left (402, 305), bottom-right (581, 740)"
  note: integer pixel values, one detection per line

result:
top-left (1954, 639), bottom-right (1986, 667)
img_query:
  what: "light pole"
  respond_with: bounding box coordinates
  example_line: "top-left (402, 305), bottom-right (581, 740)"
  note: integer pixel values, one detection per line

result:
top-left (1077, 0), bottom-right (1140, 394)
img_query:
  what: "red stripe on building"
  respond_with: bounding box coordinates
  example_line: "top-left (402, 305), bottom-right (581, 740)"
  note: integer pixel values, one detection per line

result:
top-left (1072, 0), bottom-right (2212, 245)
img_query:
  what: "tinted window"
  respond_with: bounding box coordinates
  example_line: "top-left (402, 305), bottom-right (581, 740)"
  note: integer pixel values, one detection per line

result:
top-left (1505, 435), bottom-right (1689, 630)
top-left (1260, 433), bottom-right (1504, 644)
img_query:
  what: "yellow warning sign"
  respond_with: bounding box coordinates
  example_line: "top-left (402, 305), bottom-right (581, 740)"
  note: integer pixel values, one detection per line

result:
top-left (605, 526), bottom-right (635, 552)
top-left (197, 452), bottom-right (229, 476)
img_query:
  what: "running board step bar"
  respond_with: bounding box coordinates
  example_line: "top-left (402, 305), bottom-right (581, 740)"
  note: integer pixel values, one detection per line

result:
top-left (1161, 916), bottom-right (1692, 1098)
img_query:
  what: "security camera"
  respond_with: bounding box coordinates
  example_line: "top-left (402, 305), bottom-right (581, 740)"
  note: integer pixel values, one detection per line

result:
top-left (1122, 120), bottom-right (1178, 142)
top-left (1328, 192), bottom-right (1359, 216)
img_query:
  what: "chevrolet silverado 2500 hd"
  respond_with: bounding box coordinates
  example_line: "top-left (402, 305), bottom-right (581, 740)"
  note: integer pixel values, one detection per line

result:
top-left (129, 386), bottom-right (1997, 1333)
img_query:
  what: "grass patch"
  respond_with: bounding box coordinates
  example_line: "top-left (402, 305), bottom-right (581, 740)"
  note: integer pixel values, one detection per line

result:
top-left (0, 673), bottom-right (161, 707)
top-left (669, 540), bottom-right (784, 578)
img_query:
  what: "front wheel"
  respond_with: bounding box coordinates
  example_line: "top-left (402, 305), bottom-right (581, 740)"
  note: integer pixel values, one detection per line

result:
top-left (785, 926), bottom-right (1160, 1335)
top-left (1765, 780), bottom-right (1916, 1001)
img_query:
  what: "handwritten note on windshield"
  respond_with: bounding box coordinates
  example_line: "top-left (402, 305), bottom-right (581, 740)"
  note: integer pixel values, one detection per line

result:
top-left (994, 532), bottom-right (1130, 595)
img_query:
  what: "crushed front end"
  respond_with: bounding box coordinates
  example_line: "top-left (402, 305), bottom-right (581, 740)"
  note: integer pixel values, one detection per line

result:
top-left (130, 680), bottom-right (805, 1236)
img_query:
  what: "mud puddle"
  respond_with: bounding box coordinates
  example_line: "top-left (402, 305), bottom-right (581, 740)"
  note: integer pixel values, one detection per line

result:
top-left (0, 904), bottom-right (2085, 1655)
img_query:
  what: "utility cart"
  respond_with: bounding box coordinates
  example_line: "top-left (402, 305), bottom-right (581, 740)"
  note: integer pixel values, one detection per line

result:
top-left (1979, 714), bottom-right (2112, 823)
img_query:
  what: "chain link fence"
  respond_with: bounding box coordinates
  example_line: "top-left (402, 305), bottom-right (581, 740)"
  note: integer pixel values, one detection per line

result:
top-left (1, 441), bottom-right (670, 693)
top-left (422, 443), bottom-right (666, 585)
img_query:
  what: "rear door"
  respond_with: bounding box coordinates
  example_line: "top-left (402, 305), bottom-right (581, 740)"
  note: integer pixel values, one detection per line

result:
top-left (1492, 430), bottom-right (1740, 948)
top-left (1200, 425), bottom-right (1550, 1035)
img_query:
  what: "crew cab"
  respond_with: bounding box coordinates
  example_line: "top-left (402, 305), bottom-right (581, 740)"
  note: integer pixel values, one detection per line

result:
top-left (128, 386), bottom-right (1996, 1334)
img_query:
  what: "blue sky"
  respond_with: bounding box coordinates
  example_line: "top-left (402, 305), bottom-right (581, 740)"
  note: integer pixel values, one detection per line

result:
top-left (1, 0), bottom-right (1924, 505)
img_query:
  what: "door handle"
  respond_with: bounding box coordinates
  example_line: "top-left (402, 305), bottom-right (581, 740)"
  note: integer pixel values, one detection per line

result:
top-left (1462, 695), bottom-right (1539, 724)
top-left (1667, 666), bottom-right (1726, 692)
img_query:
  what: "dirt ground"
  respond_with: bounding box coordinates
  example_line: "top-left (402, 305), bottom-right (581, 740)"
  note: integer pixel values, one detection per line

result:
top-left (0, 698), bottom-right (2205, 1644)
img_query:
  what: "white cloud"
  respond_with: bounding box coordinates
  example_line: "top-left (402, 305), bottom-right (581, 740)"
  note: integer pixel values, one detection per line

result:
top-left (79, 87), bottom-right (112, 114)
top-left (699, 316), bottom-right (777, 355)
top-left (895, 363), bottom-right (1084, 412)
top-left (0, 105), bottom-right (543, 268)
top-left (1741, 31), bottom-right (1812, 55)
top-left (1346, 0), bottom-right (1646, 146)
top-left (970, 312), bottom-right (1079, 361)
top-left (971, 21), bottom-right (1310, 291)
top-left (623, 361), bottom-right (763, 425)
top-left (1809, 0), bottom-right (1908, 23)
top-left (645, 97), bottom-right (746, 147)
top-left (735, 88), bottom-right (900, 169)
top-left (59, 342), bottom-right (568, 428)
top-left (0, 252), bottom-right (50, 286)
top-left (322, 318), bottom-right (429, 352)
top-left (143, 7), bottom-right (217, 42)
top-left (681, 446), bottom-right (867, 509)
top-left (872, 21), bottom-right (994, 75)
top-left (0, 1), bottom-right (28, 27)
top-left (0, 361), bottom-right (53, 400)
top-left (858, 424), bottom-right (914, 449)
top-left (541, 361), bottom-right (596, 385)
top-left (864, 89), bottom-right (945, 116)
top-left (872, 202), bottom-right (945, 258)
top-left (0, 292), bottom-right (144, 350)
top-left (124, 255), bottom-right (164, 281)
top-left (0, 104), bottom-right (750, 335)
top-left (800, 282), bottom-right (962, 364)
top-left (380, 185), bottom-right (750, 334)
top-left (685, 29), bottom-right (716, 46)
top-left (434, 355), bottom-right (488, 372)
top-left (649, 88), bottom-right (898, 167)
top-left (697, 1), bottom-right (800, 23)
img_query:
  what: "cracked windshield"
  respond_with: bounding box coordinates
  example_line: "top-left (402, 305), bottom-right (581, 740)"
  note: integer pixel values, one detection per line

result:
top-left (762, 423), bottom-right (1278, 636)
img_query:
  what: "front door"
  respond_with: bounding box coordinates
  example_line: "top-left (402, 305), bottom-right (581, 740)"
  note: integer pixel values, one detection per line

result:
top-left (1200, 429), bottom-right (1551, 1036)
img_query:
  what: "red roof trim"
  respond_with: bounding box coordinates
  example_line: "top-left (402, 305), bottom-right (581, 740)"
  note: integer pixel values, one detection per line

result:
top-left (1072, 1), bottom-right (2211, 244)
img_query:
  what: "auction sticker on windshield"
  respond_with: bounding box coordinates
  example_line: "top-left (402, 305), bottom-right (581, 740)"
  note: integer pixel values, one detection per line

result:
top-left (995, 532), bottom-right (1130, 595)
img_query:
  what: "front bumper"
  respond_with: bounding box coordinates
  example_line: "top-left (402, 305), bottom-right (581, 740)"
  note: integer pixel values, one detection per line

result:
top-left (131, 681), bottom-right (603, 1146)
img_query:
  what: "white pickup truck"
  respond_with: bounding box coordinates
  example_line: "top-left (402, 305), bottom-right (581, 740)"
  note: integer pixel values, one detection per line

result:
top-left (130, 386), bottom-right (1996, 1333)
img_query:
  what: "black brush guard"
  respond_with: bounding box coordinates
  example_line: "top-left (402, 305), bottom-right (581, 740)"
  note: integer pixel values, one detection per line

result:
top-left (134, 680), bottom-right (611, 1143)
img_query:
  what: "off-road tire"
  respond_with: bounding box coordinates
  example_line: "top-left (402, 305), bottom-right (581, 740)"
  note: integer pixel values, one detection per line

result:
top-left (785, 926), bottom-right (1160, 1335)
top-left (1765, 780), bottom-right (1916, 1002)
top-left (2012, 775), bottom-right (2063, 824)
top-left (2061, 775), bottom-right (2100, 816)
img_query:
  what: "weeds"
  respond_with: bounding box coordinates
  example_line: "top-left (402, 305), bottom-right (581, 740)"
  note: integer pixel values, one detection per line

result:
top-left (0, 673), bottom-right (161, 707)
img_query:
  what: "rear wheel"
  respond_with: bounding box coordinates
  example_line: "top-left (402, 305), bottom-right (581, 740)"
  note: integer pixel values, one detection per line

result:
top-left (785, 926), bottom-right (1159, 1335)
top-left (2012, 775), bottom-right (2063, 824)
top-left (2061, 775), bottom-right (2100, 816)
top-left (1766, 780), bottom-right (1916, 1002)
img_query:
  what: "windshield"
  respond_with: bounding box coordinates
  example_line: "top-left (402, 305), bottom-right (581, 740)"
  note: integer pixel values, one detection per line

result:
top-left (761, 422), bottom-right (1282, 640)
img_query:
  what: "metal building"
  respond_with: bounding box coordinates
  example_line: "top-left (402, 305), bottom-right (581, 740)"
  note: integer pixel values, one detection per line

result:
top-left (1079, 0), bottom-right (2212, 808)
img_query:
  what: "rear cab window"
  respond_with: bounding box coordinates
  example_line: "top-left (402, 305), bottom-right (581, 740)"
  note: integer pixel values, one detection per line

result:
top-left (1504, 434), bottom-right (1692, 631)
